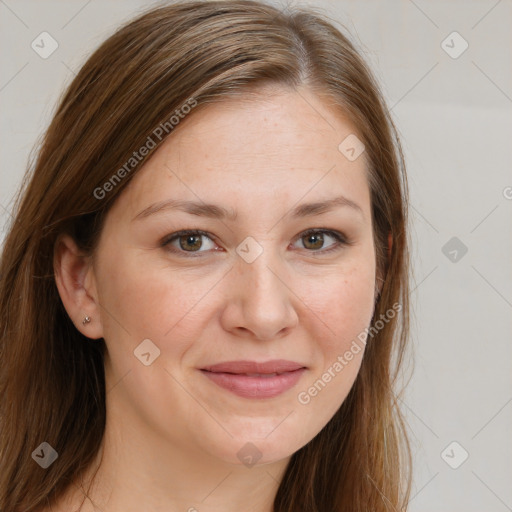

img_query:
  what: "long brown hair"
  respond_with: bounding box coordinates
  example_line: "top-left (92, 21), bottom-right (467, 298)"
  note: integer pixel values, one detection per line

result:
top-left (0, 1), bottom-right (412, 510)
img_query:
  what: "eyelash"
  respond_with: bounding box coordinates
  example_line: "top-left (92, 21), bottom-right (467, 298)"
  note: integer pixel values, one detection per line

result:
top-left (160, 228), bottom-right (351, 257)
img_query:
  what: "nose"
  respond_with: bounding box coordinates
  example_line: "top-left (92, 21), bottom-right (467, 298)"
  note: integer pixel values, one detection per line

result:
top-left (219, 247), bottom-right (299, 341)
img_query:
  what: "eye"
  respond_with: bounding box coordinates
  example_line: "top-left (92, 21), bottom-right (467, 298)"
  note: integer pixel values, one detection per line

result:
top-left (161, 228), bottom-right (350, 257)
top-left (292, 229), bottom-right (348, 254)
top-left (162, 229), bottom-right (217, 256)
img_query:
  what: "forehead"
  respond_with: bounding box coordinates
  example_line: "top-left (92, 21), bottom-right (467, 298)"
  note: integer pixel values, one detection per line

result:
top-left (118, 86), bottom-right (370, 220)
top-left (170, 86), bottom-right (361, 161)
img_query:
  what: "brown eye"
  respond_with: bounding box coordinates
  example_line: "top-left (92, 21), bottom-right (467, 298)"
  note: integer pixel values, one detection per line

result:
top-left (162, 230), bottom-right (216, 255)
top-left (293, 229), bottom-right (348, 254)
top-left (162, 228), bottom-right (349, 258)
top-left (302, 232), bottom-right (325, 250)
top-left (178, 234), bottom-right (203, 251)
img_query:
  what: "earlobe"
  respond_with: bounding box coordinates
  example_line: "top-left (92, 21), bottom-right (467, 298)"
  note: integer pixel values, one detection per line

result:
top-left (53, 234), bottom-right (103, 339)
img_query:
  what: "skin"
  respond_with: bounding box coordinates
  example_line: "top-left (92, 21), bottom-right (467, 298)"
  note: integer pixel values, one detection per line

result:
top-left (52, 84), bottom-right (383, 512)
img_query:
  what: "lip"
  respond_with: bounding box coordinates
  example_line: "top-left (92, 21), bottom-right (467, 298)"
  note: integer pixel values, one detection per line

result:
top-left (199, 359), bottom-right (307, 399)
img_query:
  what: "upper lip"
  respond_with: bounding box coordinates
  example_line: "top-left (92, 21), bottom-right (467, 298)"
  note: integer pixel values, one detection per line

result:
top-left (200, 360), bottom-right (306, 374)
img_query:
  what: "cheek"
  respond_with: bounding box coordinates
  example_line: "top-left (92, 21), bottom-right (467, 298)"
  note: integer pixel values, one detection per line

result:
top-left (97, 246), bottom-right (204, 337)
top-left (306, 262), bottom-right (376, 350)
top-left (294, 263), bottom-right (375, 416)
top-left (286, 297), bottom-right (369, 450)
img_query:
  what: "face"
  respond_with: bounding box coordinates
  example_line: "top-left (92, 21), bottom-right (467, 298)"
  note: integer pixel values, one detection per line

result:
top-left (85, 85), bottom-right (377, 466)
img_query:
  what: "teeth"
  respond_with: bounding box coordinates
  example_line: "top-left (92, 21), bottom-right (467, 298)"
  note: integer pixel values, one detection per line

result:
top-left (244, 372), bottom-right (278, 377)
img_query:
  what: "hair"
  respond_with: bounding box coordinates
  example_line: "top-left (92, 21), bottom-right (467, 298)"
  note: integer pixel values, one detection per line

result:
top-left (0, 1), bottom-right (412, 510)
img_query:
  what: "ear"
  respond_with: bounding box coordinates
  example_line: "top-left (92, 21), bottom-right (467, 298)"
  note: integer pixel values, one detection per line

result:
top-left (53, 233), bottom-right (104, 340)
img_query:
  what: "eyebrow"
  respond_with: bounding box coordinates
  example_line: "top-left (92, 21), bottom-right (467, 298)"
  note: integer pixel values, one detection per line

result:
top-left (132, 195), bottom-right (364, 222)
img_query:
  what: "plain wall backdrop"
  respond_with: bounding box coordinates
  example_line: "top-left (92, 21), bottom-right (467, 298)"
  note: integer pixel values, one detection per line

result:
top-left (1, 0), bottom-right (511, 510)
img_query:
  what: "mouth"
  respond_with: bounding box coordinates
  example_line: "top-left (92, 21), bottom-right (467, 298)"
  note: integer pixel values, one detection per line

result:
top-left (199, 360), bottom-right (307, 399)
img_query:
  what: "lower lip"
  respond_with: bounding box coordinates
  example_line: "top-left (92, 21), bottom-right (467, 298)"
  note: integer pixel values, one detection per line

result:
top-left (200, 368), bottom-right (306, 399)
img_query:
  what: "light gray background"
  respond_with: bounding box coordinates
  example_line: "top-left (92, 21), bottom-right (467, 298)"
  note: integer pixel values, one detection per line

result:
top-left (1, 1), bottom-right (511, 510)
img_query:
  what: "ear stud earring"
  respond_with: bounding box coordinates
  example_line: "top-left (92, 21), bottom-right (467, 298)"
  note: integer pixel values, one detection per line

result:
top-left (82, 315), bottom-right (91, 325)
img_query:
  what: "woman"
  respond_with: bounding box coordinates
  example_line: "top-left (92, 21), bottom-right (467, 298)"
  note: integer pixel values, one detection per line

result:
top-left (0, 1), bottom-right (412, 510)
